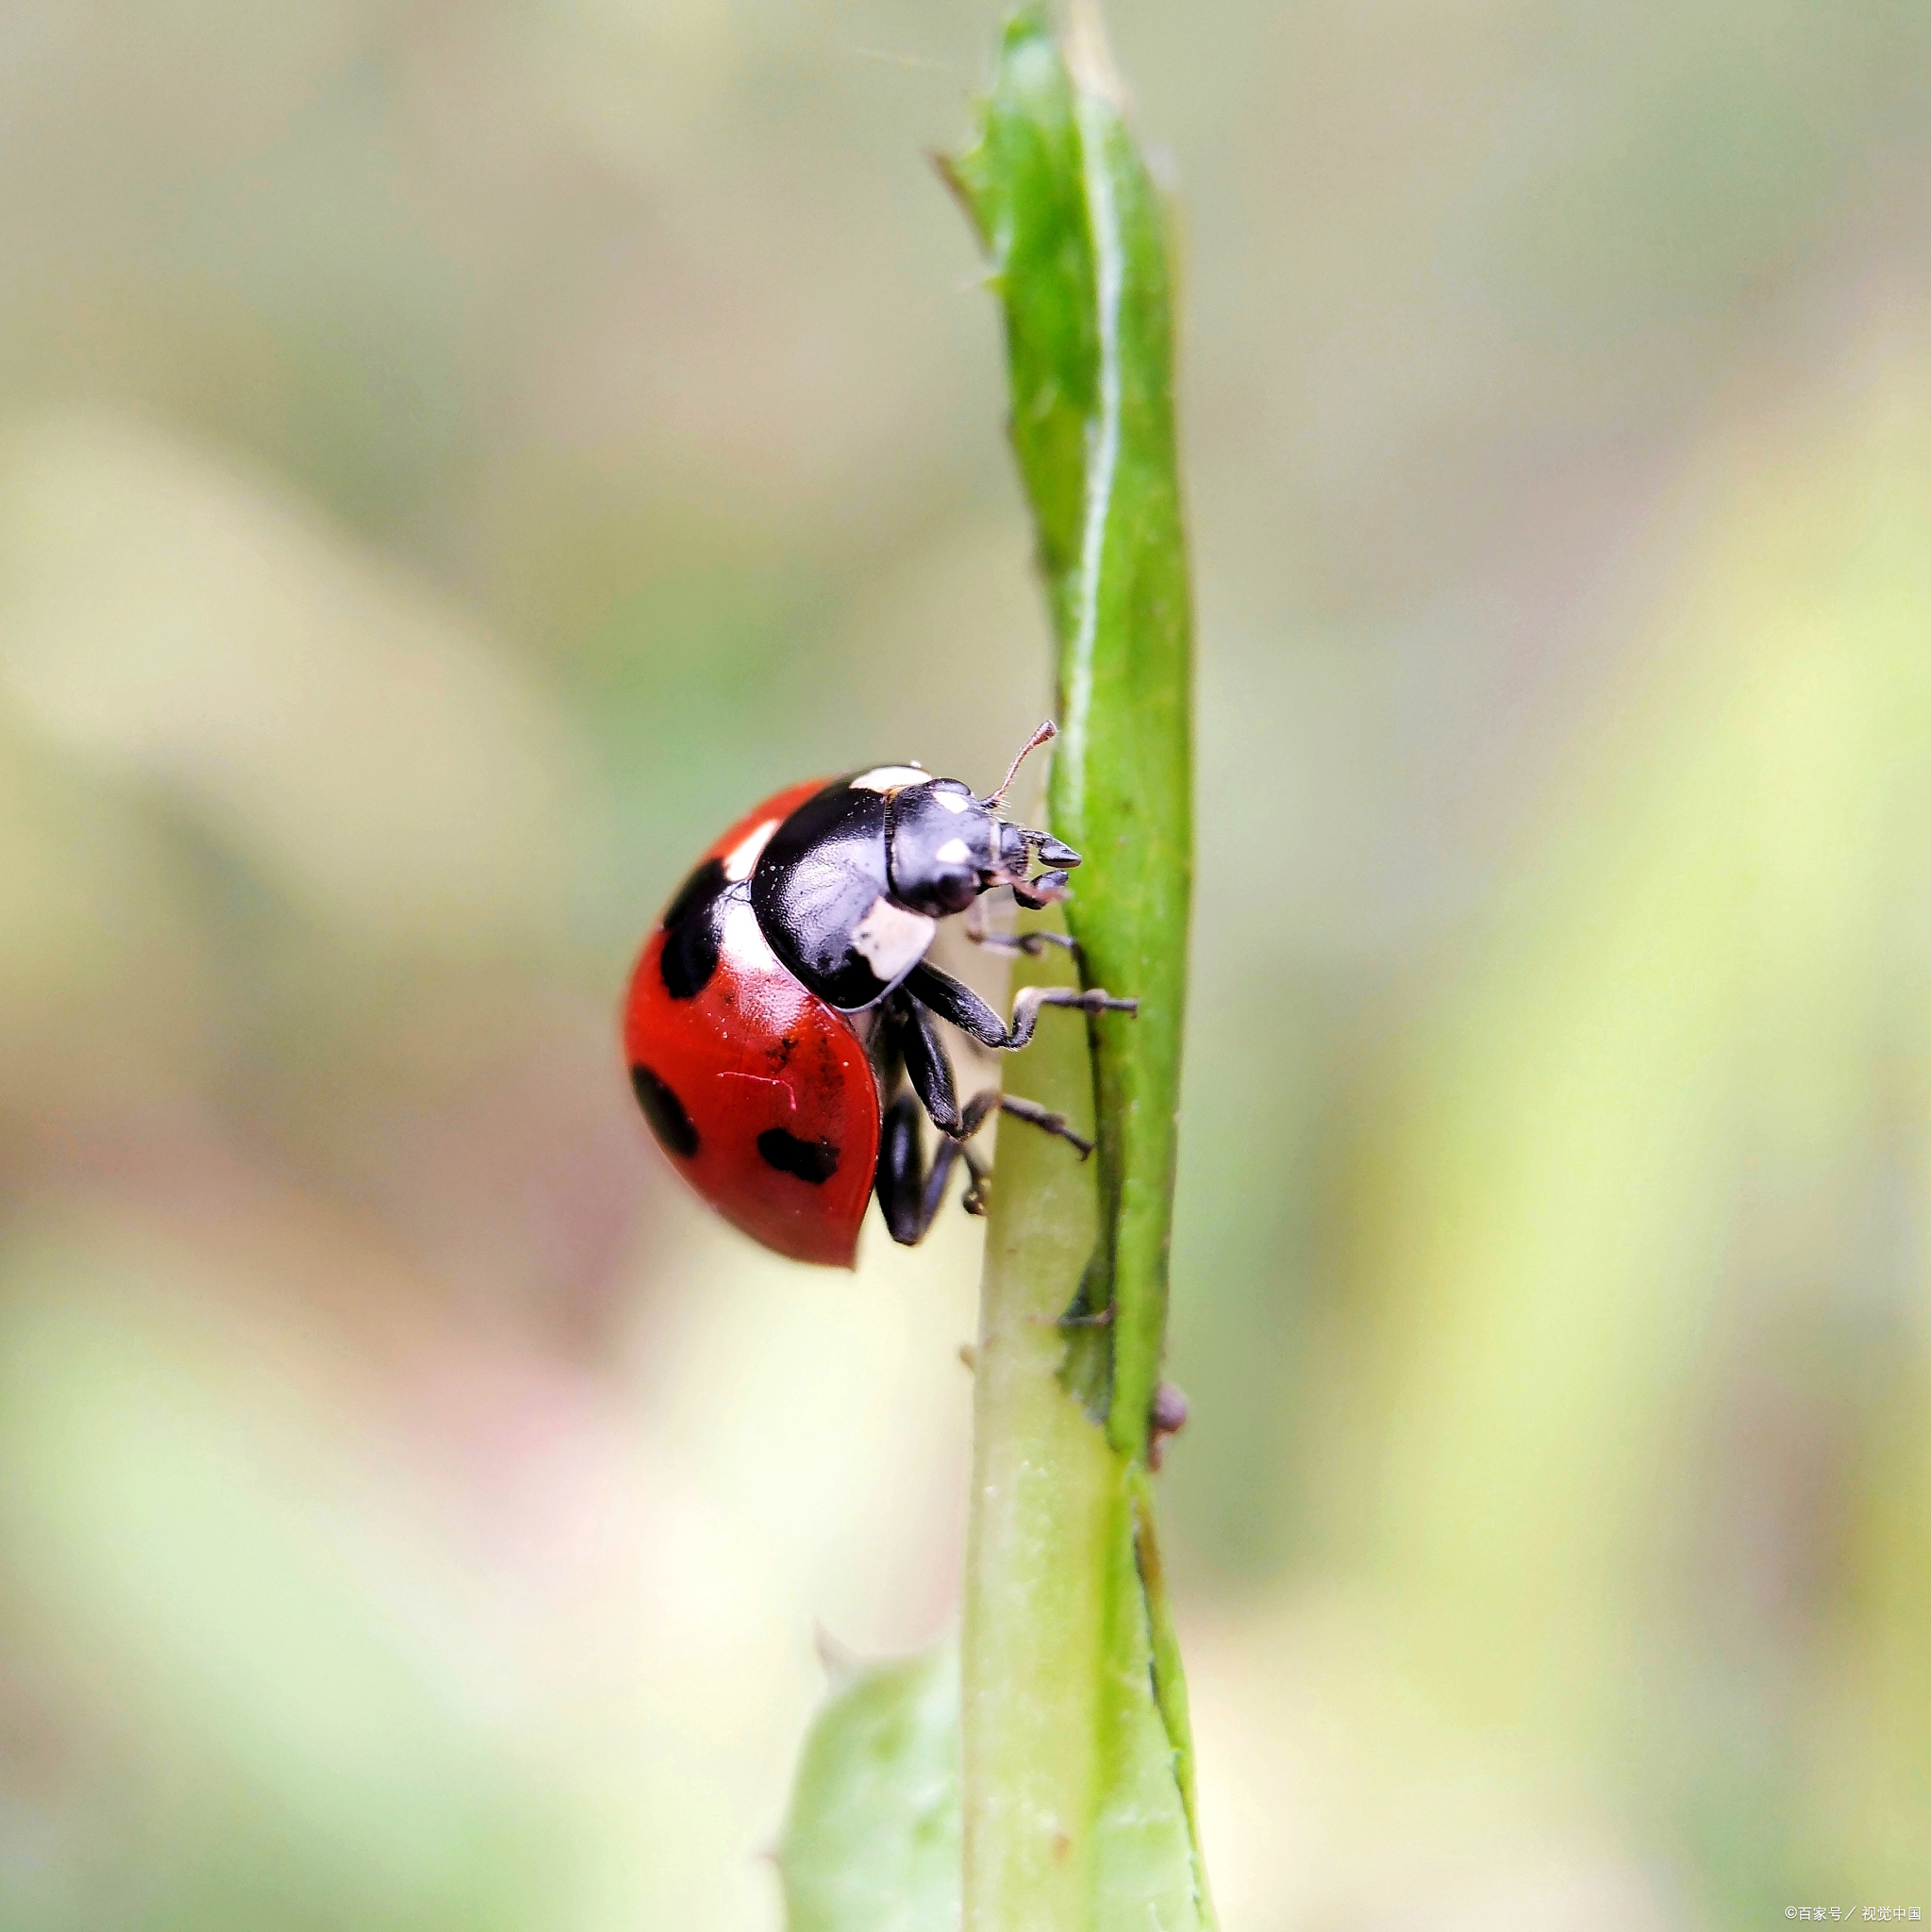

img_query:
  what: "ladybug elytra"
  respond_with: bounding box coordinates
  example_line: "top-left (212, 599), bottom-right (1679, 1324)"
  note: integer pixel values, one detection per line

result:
top-left (623, 724), bottom-right (1136, 1267)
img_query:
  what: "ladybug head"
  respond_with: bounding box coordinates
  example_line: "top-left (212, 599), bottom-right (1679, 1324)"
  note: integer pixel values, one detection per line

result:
top-left (885, 723), bottom-right (1081, 918)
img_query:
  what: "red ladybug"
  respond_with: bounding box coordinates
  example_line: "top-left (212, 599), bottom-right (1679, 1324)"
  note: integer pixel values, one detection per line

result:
top-left (624, 724), bottom-right (1135, 1266)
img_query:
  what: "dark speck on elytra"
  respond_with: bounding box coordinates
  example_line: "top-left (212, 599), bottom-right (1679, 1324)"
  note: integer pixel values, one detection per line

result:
top-left (757, 1127), bottom-right (840, 1184)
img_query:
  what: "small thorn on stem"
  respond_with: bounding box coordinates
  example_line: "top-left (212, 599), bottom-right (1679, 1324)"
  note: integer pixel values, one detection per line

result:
top-left (1148, 1381), bottom-right (1190, 1472)
top-left (1045, 1303), bottom-right (1114, 1330)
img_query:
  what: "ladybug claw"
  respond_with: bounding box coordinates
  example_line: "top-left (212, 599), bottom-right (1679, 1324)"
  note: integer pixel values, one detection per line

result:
top-left (1012, 869), bottom-right (1072, 909)
top-left (960, 1144), bottom-right (991, 1215)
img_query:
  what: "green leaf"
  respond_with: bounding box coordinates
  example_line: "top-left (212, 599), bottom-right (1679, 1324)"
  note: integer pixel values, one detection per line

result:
top-left (1083, 1466), bottom-right (1207, 1926)
top-left (776, 1641), bottom-right (961, 1932)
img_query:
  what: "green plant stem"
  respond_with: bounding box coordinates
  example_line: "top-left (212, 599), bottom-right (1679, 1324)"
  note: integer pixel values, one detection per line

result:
top-left (961, 930), bottom-right (1115, 1922)
top-left (949, 8), bottom-right (1208, 1926)
top-left (961, 972), bottom-right (1208, 1927)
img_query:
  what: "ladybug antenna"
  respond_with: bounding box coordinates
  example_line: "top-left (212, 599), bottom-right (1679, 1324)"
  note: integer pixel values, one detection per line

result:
top-left (985, 720), bottom-right (1057, 808)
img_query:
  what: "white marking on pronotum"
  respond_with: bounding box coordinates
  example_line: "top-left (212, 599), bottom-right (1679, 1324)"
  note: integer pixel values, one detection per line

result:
top-left (935, 837), bottom-right (972, 863)
top-left (722, 819), bottom-right (779, 882)
top-left (719, 894), bottom-right (780, 971)
top-left (849, 765), bottom-right (929, 793)
top-left (933, 789), bottom-right (971, 813)
top-left (850, 895), bottom-right (937, 982)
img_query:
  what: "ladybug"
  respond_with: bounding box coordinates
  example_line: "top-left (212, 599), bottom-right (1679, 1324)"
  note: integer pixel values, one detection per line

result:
top-left (624, 723), bottom-right (1136, 1267)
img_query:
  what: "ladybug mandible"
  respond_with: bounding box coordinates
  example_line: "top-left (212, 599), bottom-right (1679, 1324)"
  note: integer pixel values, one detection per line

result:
top-left (623, 723), bottom-right (1136, 1267)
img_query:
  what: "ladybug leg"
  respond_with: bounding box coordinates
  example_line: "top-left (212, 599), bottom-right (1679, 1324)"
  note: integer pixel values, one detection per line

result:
top-left (940, 1088), bottom-right (1092, 1225)
top-left (991, 1092), bottom-right (1092, 1158)
top-left (875, 1091), bottom-right (974, 1245)
top-left (903, 959), bottom-right (1137, 1052)
top-left (875, 1086), bottom-right (1088, 1244)
top-left (959, 1143), bottom-right (993, 1216)
top-left (962, 895), bottom-right (1079, 958)
top-left (868, 995), bottom-right (908, 1093)
top-left (898, 990), bottom-right (1094, 1157)
top-left (897, 992), bottom-right (965, 1134)
top-left (874, 995), bottom-right (978, 1244)
top-left (875, 989), bottom-right (1098, 1244)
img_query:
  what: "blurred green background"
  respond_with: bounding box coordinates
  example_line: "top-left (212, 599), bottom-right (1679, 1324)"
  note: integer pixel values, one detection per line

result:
top-left (2, 1), bottom-right (1928, 1925)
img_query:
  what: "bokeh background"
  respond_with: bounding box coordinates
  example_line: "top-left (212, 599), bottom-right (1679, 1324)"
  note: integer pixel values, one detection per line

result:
top-left (3, 1), bottom-right (1929, 1925)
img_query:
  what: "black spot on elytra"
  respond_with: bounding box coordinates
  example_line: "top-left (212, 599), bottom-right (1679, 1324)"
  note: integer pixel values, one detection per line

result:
top-left (632, 1065), bottom-right (700, 1158)
top-left (757, 1127), bottom-right (840, 1185)
top-left (658, 858), bottom-right (727, 999)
